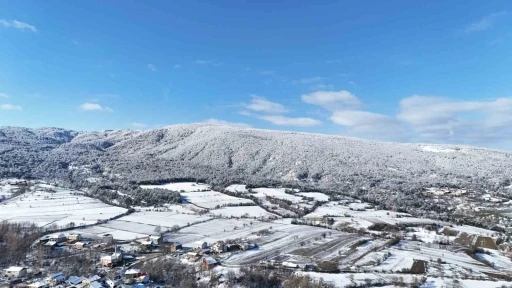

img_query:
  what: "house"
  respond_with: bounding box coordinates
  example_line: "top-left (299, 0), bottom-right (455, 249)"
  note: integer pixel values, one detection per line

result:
top-left (88, 281), bottom-right (103, 288)
top-left (148, 235), bottom-right (163, 246)
top-left (68, 233), bottom-right (81, 241)
top-left (139, 240), bottom-right (154, 249)
top-left (45, 273), bottom-right (65, 285)
top-left (84, 275), bottom-right (101, 284)
top-left (102, 234), bottom-right (114, 245)
top-left (75, 242), bottom-right (87, 248)
top-left (28, 281), bottom-right (49, 288)
top-left (212, 242), bottom-right (226, 253)
top-left (100, 253), bottom-right (122, 267)
top-left (202, 257), bottom-right (218, 270)
top-left (49, 233), bottom-right (67, 243)
top-left (66, 276), bottom-right (86, 286)
top-left (124, 269), bottom-right (149, 284)
top-left (169, 242), bottom-right (182, 252)
top-left (186, 251), bottom-right (200, 260)
top-left (195, 241), bottom-right (208, 250)
top-left (4, 267), bottom-right (28, 278)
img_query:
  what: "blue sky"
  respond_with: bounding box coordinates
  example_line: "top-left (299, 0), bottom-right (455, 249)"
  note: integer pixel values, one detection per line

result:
top-left (1, 1), bottom-right (512, 149)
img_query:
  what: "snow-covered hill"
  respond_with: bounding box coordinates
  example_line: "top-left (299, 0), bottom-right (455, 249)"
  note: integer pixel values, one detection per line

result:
top-left (0, 124), bottom-right (511, 193)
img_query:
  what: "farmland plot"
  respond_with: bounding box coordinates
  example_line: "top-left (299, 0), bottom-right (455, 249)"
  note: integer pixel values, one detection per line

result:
top-left (252, 188), bottom-right (303, 203)
top-left (181, 191), bottom-right (254, 209)
top-left (141, 182), bottom-right (211, 192)
top-left (225, 224), bottom-right (358, 265)
top-left (70, 209), bottom-right (212, 240)
top-left (208, 206), bottom-right (279, 218)
top-left (0, 184), bottom-right (127, 227)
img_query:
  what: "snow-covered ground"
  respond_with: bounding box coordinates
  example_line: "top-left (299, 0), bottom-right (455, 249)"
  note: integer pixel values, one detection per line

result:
top-left (225, 184), bottom-right (248, 193)
top-left (421, 277), bottom-right (512, 288)
top-left (181, 191), bottom-right (254, 209)
top-left (445, 225), bottom-right (498, 237)
top-left (300, 271), bottom-right (423, 287)
top-left (251, 188), bottom-right (303, 203)
top-left (297, 192), bottom-right (330, 202)
top-left (0, 184), bottom-right (127, 227)
top-left (141, 182), bottom-right (211, 192)
top-left (208, 206), bottom-right (278, 218)
top-left (476, 249), bottom-right (512, 272)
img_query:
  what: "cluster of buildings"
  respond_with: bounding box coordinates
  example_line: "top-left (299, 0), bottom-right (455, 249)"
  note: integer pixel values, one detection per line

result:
top-left (2, 267), bottom-right (150, 288)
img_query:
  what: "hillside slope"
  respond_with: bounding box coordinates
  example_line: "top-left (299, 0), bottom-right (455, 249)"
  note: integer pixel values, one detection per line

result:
top-left (1, 124), bottom-right (511, 193)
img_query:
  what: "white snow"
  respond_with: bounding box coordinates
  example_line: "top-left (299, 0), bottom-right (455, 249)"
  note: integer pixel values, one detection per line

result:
top-left (181, 191), bottom-right (254, 209)
top-left (297, 192), bottom-right (330, 202)
top-left (0, 184), bottom-right (127, 227)
top-left (141, 182), bottom-right (211, 192)
top-left (208, 206), bottom-right (278, 218)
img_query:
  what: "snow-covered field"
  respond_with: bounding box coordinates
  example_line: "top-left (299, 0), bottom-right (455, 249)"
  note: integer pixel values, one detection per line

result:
top-left (445, 225), bottom-right (498, 237)
top-left (141, 182), bottom-right (211, 192)
top-left (209, 206), bottom-right (278, 218)
top-left (0, 184), bottom-right (127, 227)
top-left (225, 184), bottom-right (248, 193)
top-left (301, 271), bottom-right (423, 288)
top-left (68, 207), bottom-right (211, 240)
top-left (251, 188), bottom-right (303, 203)
top-left (297, 192), bottom-right (330, 202)
top-left (181, 191), bottom-right (254, 209)
top-left (421, 277), bottom-right (512, 288)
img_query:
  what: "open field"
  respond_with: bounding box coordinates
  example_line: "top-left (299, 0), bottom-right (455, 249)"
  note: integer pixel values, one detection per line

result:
top-left (141, 182), bottom-right (211, 192)
top-left (181, 191), bottom-right (255, 209)
top-left (67, 208), bottom-right (212, 240)
top-left (0, 184), bottom-right (127, 227)
top-left (208, 206), bottom-right (279, 218)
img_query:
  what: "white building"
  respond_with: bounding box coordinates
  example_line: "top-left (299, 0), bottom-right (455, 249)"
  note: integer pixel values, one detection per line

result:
top-left (3, 266), bottom-right (27, 278)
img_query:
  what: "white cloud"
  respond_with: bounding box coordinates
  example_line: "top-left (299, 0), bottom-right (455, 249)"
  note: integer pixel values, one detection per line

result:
top-left (131, 122), bottom-right (147, 128)
top-left (201, 118), bottom-right (252, 128)
top-left (0, 19), bottom-right (37, 32)
top-left (294, 76), bottom-right (326, 84)
top-left (147, 64), bottom-right (157, 72)
top-left (0, 93), bottom-right (9, 98)
top-left (348, 81), bottom-right (359, 87)
top-left (463, 12), bottom-right (507, 33)
top-left (301, 90), bottom-right (361, 110)
top-left (173, 64), bottom-right (181, 69)
top-left (398, 95), bottom-right (512, 143)
top-left (0, 104), bottom-right (22, 111)
top-left (79, 102), bottom-right (113, 112)
top-left (259, 115), bottom-right (322, 127)
top-left (244, 95), bottom-right (288, 114)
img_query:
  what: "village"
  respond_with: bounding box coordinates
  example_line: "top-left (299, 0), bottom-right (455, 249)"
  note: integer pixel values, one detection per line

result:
top-left (2, 181), bottom-right (512, 287)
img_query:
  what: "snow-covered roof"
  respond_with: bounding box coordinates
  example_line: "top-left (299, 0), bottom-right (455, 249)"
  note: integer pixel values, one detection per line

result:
top-left (5, 266), bottom-right (26, 272)
top-left (203, 257), bottom-right (217, 265)
top-left (66, 276), bottom-right (85, 285)
top-left (172, 241), bottom-right (182, 246)
top-left (88, 275), bottom-right (101, 282)
top-left (45, 240), bottom-right (57, 246)
top-left (125, 269), bottom-right (140, 275)
top-left (89, 281), bottom-right (103, 288)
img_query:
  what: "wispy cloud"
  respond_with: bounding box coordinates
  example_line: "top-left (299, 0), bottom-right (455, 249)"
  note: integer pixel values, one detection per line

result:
top-left (294, 76), bottom-right (327, 85)
top-left (79, 102), bottom-right (113, 112)
top-left (201, 118), bottom-right (252, 128)
top-left (348, 81), bottom-right (359, 87)
top-left (0, 19), bottom-right (37, 32)
top-left (147, 64), bottom-right (157, 72)
top-left (0, 104), bottom-right (22, 111)
top-left (131, 122), bottom-right (147, 128)
top-left (463, 12), bottom-right (507, 33)
top-left (0, 93), bottom-right (9, 98)
top-left (244, 95), bottom-right (288, 114)
top-left (302, 90), bottom-right (361, 110)
top-left (258, 115), bottom-right (322, 127)
top-left (173, 64), bottom-right (181, 69)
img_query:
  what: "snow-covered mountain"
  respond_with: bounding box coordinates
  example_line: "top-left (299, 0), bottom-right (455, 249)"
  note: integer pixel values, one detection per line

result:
top-left (1, 123), bottom-right (511, 192)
